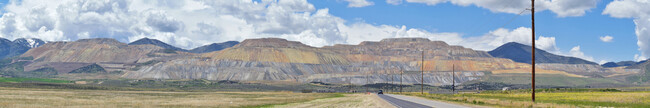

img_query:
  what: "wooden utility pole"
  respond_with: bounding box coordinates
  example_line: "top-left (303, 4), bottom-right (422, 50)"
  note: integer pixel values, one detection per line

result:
top-left (421, 50), bottom-right (425, 95)
top-left (531, 0), bottom-right (536, 102)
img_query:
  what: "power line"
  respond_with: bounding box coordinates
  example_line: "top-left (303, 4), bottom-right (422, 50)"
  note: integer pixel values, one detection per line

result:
top-left (497, 8), bottom-right (529, 29)
top-left (467, 1), bottom-right (524, 36)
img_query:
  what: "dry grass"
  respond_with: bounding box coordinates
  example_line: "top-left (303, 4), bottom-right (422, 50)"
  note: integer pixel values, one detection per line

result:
top-left (273, 94), bottom-right (395, 108)
top-left (0, 87), bottom-right (338, 108)
top-left (398, 91), bottom-right (650, 108)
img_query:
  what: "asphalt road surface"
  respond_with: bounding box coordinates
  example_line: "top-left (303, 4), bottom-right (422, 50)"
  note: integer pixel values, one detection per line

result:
top-left (379, 94), bottom-right (471, 108)
top-left (378, 94), bottom-right (431, 108)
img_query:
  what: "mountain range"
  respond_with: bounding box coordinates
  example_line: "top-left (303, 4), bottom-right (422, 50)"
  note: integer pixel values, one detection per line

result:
top-left (128, 38), bottom-right (239, 53)
top-left (488, 42), bottom-right (598, 65)
top-left (602, 61), bottom-right (643, 68)
top-left (1, 37), bottom-right (645, 86)
top-left (0, 38), bottom-right (45, 59)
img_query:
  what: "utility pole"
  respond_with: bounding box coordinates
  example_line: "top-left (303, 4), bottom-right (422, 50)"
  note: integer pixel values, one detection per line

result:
top-left (531, 0), bottom-right (537, 102)
top-left (452, 64), bottom-right (455, 94)
top-left (421, 50), bottom-right (425, 95)
top-left (348, 77), bottom-right (352, 93)
top-left (366, 73), bottom-right (369, 93)
top-left (389, 68), bottom-right (395, 92)
top-left (400, 68), bottom-right (403, 93)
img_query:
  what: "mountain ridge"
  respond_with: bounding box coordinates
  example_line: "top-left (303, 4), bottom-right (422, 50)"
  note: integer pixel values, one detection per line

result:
top-left (0, 38), bottom-right (40, 59)
top-left (7, 37), bottom-right (640, 86)
top-left (128, 38), bottom-right (187, 51)
top-left (488, 42), bottom-right (598, 65)
top-left (189, 41), bottom-right (239, 53)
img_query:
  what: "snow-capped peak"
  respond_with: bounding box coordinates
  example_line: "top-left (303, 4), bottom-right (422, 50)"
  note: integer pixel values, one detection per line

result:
top-left (13, 38), bottom-right (46, 48)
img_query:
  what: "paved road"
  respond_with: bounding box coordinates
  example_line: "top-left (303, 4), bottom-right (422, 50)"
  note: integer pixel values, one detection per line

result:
top-left (378, 94), bottom-right (431, 108)
top-left (379, 94), bottom-right (471, 108)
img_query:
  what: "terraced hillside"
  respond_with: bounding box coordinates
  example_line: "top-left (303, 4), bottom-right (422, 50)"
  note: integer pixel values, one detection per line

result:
top-left (130, 38), bottom-right (625, 86)
top-left (10, 37), bottom-right (639, 87)
top-left (14, 38), bottom-right (193, 79)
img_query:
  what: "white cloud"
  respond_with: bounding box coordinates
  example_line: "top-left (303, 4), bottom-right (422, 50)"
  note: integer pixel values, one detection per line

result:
top-left (339, 23), bottom-right (463, 45)
top-left (569, 46), bottom-right (595, 62)
top-left (345, 0), bottom-right (374, 7)
top-left (603, 0), bottom-right (650, 62)
top-left (398, 0), bottom-right (599, 17)
top-left (386, 0), bottom-right (403, 5)
top-left (635, 54), bottom-right (647, 62)
top-left (600, 35), bottom-right (613, 42)
top-left (406, 0), bottom-right (447, 5)
top-left (0, 0), bottom-right (343, 48)
top-left (599, 60), bottom-right (608, 65)
top-left (0, 0), bottom-right (484, 50)
top-left (0, 0), bottom-right (598, 64)
top-left (460, 27), bottom-right (559, 53)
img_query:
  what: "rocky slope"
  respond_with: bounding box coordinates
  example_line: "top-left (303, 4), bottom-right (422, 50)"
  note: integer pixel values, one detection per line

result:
top-left (22, 38), bottom-right (164, 63)
top-left (16, 37), bottom-right (638, 86)
top-left (489, 42), bottom-right (598, 65)
top-left (324, 38), bottom-right (492, 62)
top-left (202, 38), bottom-right (350, 64)
top-left (18, 38), bottom-right (196, 76)
top-left (125, 59), bottom-right (486, 85)
top-left (130, 38), bottom-right (571, 85)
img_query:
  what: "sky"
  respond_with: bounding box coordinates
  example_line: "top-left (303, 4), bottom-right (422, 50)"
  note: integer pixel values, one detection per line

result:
top-left (0, 0), bottom-right (647, 64)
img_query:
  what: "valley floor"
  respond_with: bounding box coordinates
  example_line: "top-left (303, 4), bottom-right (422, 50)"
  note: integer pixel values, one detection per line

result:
top-left (273, 93), bottom-right (395, 108)
top-left (0, 87), bottom-right (356, 108)
top-left (395, 88), bottom-right (650, 108)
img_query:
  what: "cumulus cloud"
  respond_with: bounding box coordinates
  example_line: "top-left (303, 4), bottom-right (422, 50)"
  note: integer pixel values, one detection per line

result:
top-left (603, 0), bottom-right (650, 62)
top-left (0, 0), bottom-right (597, 63)
top-left (345, 0), bottom-right (374, 7)
top-left (406, 0), bottom-right (447, 5)
top-left (0, 0), bottom-right (342, 48)
top-left (339, 23), bottom-right (463, 45)
top-left (569, 46), bottom-right (595, 62)
top-left (600, 35), bottom-right (613, 42)
top-left (635, 54), bottom-right (647, 62)
top-left (386, 0), bottom-right (403, 5)
top-left (0, 0), bottom-right (496, 50)
top-left (460, 27), bottom-right (559, 53)
top-left (599, 60), bottom-right (608, 65)
top-left (388, 0), bottom-right (598, 17)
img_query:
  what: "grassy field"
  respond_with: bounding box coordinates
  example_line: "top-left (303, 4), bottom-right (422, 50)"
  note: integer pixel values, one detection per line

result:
top-left (396, 88), bottom-right (650, 108)
top-left (273, 94), bottom-right (395, 108)
top-left (475, 74), bottom-right (623, 87)
top-left (0, 77), bottom-right (71, 83)
top-left (0, 87), bottom-right (343, 108)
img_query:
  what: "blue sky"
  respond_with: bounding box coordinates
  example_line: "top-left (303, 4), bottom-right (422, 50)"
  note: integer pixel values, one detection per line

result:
top-left (308, 0), bottom-right (638, 63)
top-left (0, 0), bottom-right (644, 63)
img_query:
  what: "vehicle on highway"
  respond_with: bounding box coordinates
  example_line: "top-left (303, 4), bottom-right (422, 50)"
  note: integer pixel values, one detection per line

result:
top-left (378, 90), bottom-right (383, 94)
